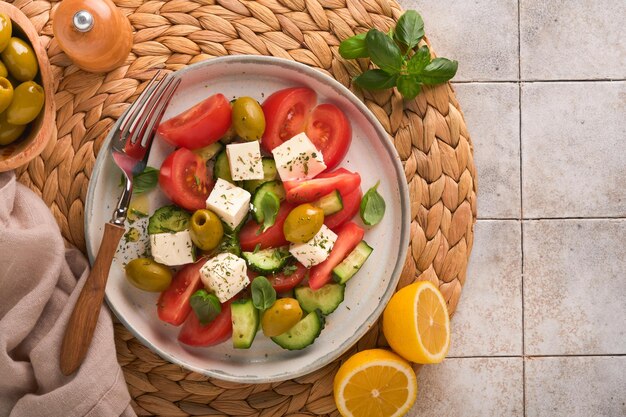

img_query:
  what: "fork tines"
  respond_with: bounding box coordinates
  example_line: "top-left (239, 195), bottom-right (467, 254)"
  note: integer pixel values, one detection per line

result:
top-left (120, 71), bottom-right (181, 150)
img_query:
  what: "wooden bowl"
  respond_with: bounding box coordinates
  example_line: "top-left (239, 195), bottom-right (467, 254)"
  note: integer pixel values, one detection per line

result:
top-left (0, 3), bottom-right (55, 172)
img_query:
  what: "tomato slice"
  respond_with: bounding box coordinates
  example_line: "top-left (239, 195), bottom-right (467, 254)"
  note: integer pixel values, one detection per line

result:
top-left (157, 93), bottom-right (232, 149)
top-left (157, 259), bottom-right (205, 326)
top-left (324, 187), bottom-right (363, 231)
top-left (284, 168), bottom-right (361, 204)
top-left (261, 88), bottom-right (352, 170)
top-left (269, 263), bottom-right (308, 292)
top-left (248, 262), bottom-right (308, 293)
top-left (305, 103), bottom-right (351, 170)
top-left (239, 203), bottom-right (295, 251)
top-left (178, 298), bottom-right (234, 347)
top-left (308, 222), bottom-right (365, 290)
top-left (261, 87), bottom-right (317, 153)
top-left (159, 148), bottom-right (213, 211)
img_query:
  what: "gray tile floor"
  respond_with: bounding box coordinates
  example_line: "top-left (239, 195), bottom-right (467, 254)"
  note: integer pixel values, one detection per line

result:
top-left (398, 1), bottom-right (626, 416)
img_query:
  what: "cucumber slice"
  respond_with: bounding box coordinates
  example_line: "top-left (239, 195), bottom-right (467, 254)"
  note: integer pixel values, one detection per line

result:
top-left (193, 142), bottom-right (224, 161)
top-left (252, 180), bottom-right (286, 223)
top-left (243, 158), bottom-right (279, 193)
top-left (295, 284), bottom-right (345, 315)
top-left (147, 205), bottom-right (191, 234)
top-left (231, 299), bottom-right (260, 349)
top-left (311, 190), bottom-right (343, 215)
top-left (271, 310), bottom-right (325, 350)
top-left (332, 241), bottom-right (373, 284)
top-left (213, 150), bottom-right (234, 183)
top-left (242, 246), bottom-right (290, 274)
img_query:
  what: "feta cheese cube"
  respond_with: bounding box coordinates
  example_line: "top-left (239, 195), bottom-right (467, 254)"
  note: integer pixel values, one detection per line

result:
top-left (150, 230), bottom-right (195, 266)
top-left (200, 253), bottom-right (249, 302)
top-left (206, 178), bottom-right (251, 229)
top-left (289, 224), bottom-right (338, 267)
top-left (271, 132), bottom-right (327, 181)
top-left (226, 141), bottom-right (264, 181)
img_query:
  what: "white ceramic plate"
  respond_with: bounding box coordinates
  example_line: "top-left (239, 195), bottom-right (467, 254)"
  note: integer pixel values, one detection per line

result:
top-left (86, 56), bottom-right (410, 383)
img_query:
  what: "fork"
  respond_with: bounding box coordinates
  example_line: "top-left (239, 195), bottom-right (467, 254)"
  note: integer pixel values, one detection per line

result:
top-left (60, 72), bottom-right (180, 375)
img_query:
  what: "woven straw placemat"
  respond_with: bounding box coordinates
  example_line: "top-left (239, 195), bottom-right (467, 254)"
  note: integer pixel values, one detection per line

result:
top-left (12, 0), bottom-right (477, 415)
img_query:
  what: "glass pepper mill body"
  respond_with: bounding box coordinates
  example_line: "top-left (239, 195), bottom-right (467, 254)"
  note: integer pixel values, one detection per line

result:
top-left (53, 0), bottom-right (133, 73)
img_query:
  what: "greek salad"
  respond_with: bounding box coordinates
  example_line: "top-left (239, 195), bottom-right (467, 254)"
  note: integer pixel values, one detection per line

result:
top-left (122, 86), bottom-right (386, 350)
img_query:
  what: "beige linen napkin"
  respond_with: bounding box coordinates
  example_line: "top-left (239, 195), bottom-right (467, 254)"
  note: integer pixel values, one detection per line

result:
top-left (0, 172), bottom-right (135, 417)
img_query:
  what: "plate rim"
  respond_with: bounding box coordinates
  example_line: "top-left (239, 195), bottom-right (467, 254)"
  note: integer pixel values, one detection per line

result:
top-left (85, 55), bottom-right (411, 383)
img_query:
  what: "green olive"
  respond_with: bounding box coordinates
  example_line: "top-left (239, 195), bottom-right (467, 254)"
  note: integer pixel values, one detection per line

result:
top-left (283, 204), bottom-right (324, 243)
top-left (231, 96), bottom-right (266, 141)
top-left (0, 77), bottom-right (13, 113)
top-left (125, 258), bottom-right (173, 292)
top-left (261, 298), bottom-right (303, 337)
top-left (1, 37), bottom-right (38, 82)
top-left (0, 111), bottom-right (26, 145)
top-left (190, 209), bottom-right (224, 250)
top-left (0, 61), bottom-right (7, 78)
top-left (6, 81), bottom-right (44, 125)
top-left (0, 14), bottom-right (11, 53)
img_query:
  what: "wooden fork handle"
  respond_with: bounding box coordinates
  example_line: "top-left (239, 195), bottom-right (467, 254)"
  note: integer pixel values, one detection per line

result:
top-left (60, 222), bottom-right (125, 375)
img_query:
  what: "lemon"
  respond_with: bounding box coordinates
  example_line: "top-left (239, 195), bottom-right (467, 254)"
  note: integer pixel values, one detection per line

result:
top-left (382, 280), bottom-right (450, 364)
top-left (333, 349), bottom-right (418, 417)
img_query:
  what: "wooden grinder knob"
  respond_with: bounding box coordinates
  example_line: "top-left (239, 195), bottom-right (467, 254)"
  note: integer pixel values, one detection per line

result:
top-left (52, 0), bottom-right (133, 73)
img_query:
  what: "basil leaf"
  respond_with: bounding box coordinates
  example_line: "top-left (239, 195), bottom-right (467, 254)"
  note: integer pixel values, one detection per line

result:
top-left (353, 69), bottom-right (398, 90)
top-left (394, 10), bottom-right (425, 50)
top-left (339, 33), bottom-right (368, 59)
top-left (260, 191), bottom-right (280, 232)
top-left (190, 289), bottom-right (221, 325)
top-left (365, 29), bottom-right (403, 74)
top-left (407, 45), bottom-right (431, 74)
top-left (396, 75), bottom-right (421, 100)
top-left (251, 276), bottom-right (276, 310)
top-left (360, 181), bottom-right (386, 226)
top-left (133, 166), bottom-right (159, 194)
top-left (419, 58), bottom-right (458, 85)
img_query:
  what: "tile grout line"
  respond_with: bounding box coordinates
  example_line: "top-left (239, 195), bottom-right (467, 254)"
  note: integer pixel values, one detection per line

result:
top-left (517, 1), bottom-right (526, 416)
top-left (478, 216), bottom-right (626, 221)
top-left (447, 353), bottom-right (626, 359)
top-left (523, 216), bottom-right (626, 220)
top-left (452, 78), bottom-right (626, 84)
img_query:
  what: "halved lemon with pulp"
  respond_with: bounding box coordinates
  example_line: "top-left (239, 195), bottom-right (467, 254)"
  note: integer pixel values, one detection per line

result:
top-left (333, 349), bottom-right (417, 417)
top-left (382, 280), bottom-right (450, 364)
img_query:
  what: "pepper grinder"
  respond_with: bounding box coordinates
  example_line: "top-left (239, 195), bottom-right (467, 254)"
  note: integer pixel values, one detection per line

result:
top-left (53, 0), bottom-right (133, 73)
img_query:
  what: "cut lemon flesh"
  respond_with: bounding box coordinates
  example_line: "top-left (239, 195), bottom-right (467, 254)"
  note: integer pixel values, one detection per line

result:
top-left (382, 281), bottom-right (450, 364)
top-left (334, 349), bottom-right (417, 417)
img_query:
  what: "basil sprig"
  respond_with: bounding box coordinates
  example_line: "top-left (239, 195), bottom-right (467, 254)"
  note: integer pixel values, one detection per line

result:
top-left (190, 289), bottom-right (221, 325)
top-left (360, 181), bottom-right (386, 226)
top-left (339, 10), bottom-right (458, 100)
top-left (251, 276), bottom-right (276, 310)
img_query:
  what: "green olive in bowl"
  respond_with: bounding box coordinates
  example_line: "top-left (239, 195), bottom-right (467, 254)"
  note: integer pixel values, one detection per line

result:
top-left (1, 37), bottom-right (38, 81)
top-left (6, 80), bottom-right (43, 125)
top-left (0, 14), bottom-right (11, 53)
top-left (0, 76), bottom-right (13, 113)
top-left (0, 111), bottom-right (26, 146)
top-left (125, 258), bottom-right (173, 292)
